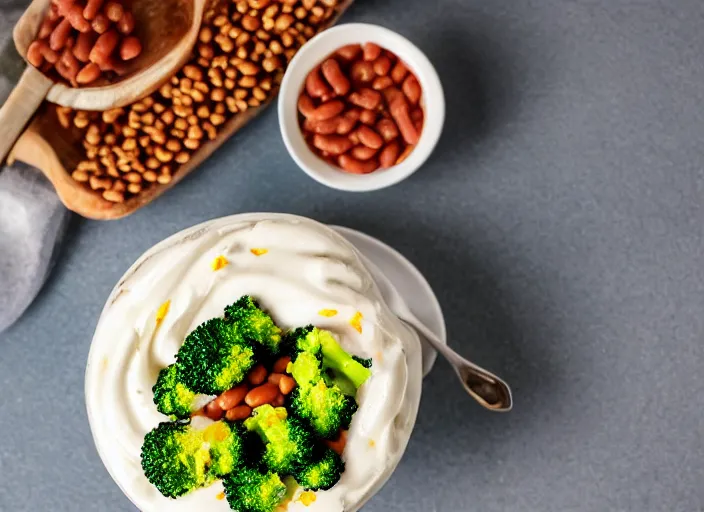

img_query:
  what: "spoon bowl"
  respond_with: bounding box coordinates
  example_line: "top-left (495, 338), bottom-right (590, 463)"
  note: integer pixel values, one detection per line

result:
top-left (13, 0), bottom-right (205, 110)
top-left (0, 0), bottom-right (207, 163)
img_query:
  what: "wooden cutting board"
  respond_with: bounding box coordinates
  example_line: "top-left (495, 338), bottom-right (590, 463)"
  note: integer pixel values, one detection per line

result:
top-left (7, 0), bottom-right (353, 220)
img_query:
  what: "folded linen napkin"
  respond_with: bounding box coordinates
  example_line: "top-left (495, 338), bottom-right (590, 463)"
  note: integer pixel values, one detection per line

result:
top-left (0, 2), bottom-right (71, 334)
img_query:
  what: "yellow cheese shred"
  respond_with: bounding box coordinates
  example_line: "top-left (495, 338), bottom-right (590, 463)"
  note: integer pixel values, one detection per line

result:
top-left (349, 311), bottom-right (363, 333)
top-left (156, 300), bottom-right (171, 325)
top-left (250, 248), bottom-right (269, 256)
top-left (318, 309), bottom-right (338, 317)
top-left (299, 491), bottom-right (317, 506)
top-left (211, 255), bottom-right (229, 271)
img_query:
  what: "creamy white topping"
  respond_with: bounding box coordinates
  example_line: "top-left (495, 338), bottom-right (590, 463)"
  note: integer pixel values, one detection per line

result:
top-left (85, 213), bottom-right (422, 512)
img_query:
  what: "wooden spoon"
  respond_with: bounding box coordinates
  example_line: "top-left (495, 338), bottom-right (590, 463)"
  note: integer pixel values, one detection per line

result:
top-left (0, 0), bottom-right (207, 164)
top-left (7, 1), bottom-right (354, 220)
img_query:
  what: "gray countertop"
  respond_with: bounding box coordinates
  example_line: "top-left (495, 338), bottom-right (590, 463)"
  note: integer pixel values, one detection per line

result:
top-left (2, 0), bottom-right (704, 510)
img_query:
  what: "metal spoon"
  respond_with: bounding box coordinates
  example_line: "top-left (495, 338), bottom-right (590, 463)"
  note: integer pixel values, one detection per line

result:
top-left (359, 253), bottom-right (513, 412)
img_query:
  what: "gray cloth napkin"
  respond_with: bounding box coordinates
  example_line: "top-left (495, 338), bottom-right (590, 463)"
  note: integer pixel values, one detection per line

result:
top-left (0, 2), bottom-right (71, 334)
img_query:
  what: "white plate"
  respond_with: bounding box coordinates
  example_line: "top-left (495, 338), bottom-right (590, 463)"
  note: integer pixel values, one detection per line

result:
top-left (331, 225), bottom-right (446, 376)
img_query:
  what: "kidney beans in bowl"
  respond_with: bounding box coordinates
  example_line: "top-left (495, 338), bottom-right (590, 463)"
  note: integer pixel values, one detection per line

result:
top-left (278, 23), bottom-right (445, 192)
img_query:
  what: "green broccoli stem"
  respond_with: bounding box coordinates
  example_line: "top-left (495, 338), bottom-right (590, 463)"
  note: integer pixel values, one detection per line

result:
top-left (320, 335), bottom-right (371, 389)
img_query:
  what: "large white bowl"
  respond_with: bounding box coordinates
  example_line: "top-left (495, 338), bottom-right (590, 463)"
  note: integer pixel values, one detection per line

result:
top-left (279, 23), bottom-right (446, 192)
top-left (85, 213), bottom-right (423, 512)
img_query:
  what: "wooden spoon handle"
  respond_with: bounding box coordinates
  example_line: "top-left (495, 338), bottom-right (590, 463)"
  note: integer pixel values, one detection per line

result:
top-left (0, 66), bottom-right (53, 164)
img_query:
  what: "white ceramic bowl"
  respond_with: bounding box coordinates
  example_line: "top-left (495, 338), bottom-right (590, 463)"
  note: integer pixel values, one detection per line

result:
top-left (85, 213), bottom-right (423, 512)
top-left (279, 23), bottom-right (445, 192)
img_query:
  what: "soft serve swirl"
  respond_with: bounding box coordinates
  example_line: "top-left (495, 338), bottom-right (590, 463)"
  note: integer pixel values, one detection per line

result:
top-left (85, 213), bottom-right (422, 512)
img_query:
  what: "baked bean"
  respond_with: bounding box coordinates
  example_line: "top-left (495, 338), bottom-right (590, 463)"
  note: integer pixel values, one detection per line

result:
top-left (273, 356), bottom-right (291, 373)
top-left (279, 375), bottom-right (296, 395)
top-left (73, 32), bottom-right (97, 62)
top-left (372, 55), bottom-right (391, 76)
top-left (305, 65), bottom-right (331, 98)
top-left (391, 60), bottom-right (408, 84)
top-left (83, 0), bottom-right (104, 20)
top-left (56, 48), bottom-right (80, 82)
top-left (382, 85), bottom-right (404, 105)
top-left (402, 74), bottom-right (421, 104)
top-left (376, 118), bottom-right (399, 141)
top-left (313, 134), bottom-right (353, 155)
top-left (268, 373), bottom-right (284, 386)
top-left (245, 383), bottom-right (280, 407)
top-left (49, 19), bottom-right (72, 51)
top-left (205, 400), bottom-right (224, 420)
top-left (297, 93), bottom-right (315, 117)
top-left (247, 364), bottom-right (268, 386)
top-left (348, 88), bottom-right (381, 110)
top-left (336, 111), bottom-right (358, 135)
top-left (356, 125), bottom-right (383, 149)
top-left (372, 76), bottom-right (393, 90)
top-left (389, 94), bottom-right (419, 145)
top-left (336, 43), bottom-right (361, 61)
top-left (362, 42), bottom-right (382, 61)
top-left (350, 60), bottom-right (375, 83)
top-left (76, 62), bottom-right (101, 84)
top-left (411, 108), bottom-right (424, 122)
top-left (338, 154), bottom-right (378, 174)
top-left (304, 116), bottom-right (340, 135)
top-left (272, 394), bottom-right (286, 407)
top-left (359, 109), bottom-right (376, 125)
top-left (226, 405), bottom-right (252, 421)
top-left (38, 18), bottom-right (56, 39)
top-left (302, 98), bottom-right (345, 121)
top-left (91, 14), bottom-right (110, 34)
top-left (105, 1), bottom-right (124, 22)
top-left (27, 40), bottom-right (58, 67)
top-left (216, 383), bottom-right (249, 410)
top-left (321, 58), bottom-right (350, 95)
top-left (119, 36), bottom-right (142, 60)
top-left (65, 4), bottom-right (91, 32)
top-left (378, 141), bottom-right (400, 168)
top-left (350, 145), bottom-right (377, 161)
top-left (117, 11), bottom-right (135, 34)
top-left (89, 29), bottom-right (119, 64)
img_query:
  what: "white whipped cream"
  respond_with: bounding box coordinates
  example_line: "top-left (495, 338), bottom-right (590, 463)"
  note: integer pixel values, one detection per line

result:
top-left (85, 213), bottom-right (422, 512)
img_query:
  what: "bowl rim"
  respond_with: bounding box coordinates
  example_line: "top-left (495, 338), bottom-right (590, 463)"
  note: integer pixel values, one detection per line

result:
top-left (278, 23), bottom-right (445, 192)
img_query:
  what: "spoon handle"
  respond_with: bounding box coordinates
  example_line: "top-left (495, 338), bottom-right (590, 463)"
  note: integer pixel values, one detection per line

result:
top-left (403, 314), bottom-right (513, 411)
top-left (0, 66), bottom-right (52, 165)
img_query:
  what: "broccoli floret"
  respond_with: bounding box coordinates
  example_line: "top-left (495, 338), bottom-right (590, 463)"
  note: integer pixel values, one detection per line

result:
top-left (244, 405), bottom-right (313, 474)
top-left (289, 379), bottom-right (357, 439)
top-left (140, 422), bottom-right (213, 498)
top-left (223, 467), bottom-right (287, 512)
top-left (286, 327), bottom-right (372, 389)
top-left (319, 330), bottom-right (371, 389)
top-left (153, 364), bottom-right (196, 419)
top-left (176, 317), bottom-right (256, 395)
top-left (283, 325), bottom-right (323, 358)
top-left (287, 330), bottom-right (367, 438)
top-left (141, 420), bottom-right (246, 498)
top-left (203, 421), bottom-right (245, 478)
top-left (224, 296), bottom-right (282, 355)
top-left (294, 448), bottom-right (344, 491)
